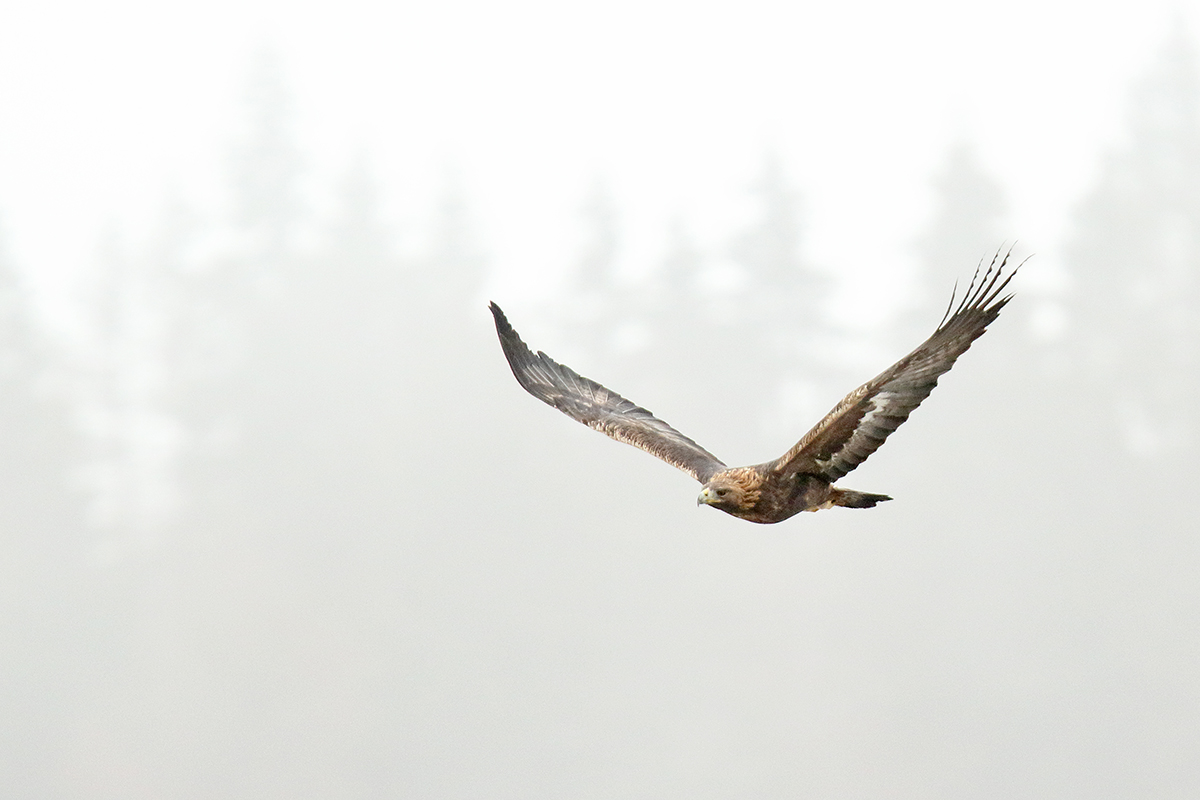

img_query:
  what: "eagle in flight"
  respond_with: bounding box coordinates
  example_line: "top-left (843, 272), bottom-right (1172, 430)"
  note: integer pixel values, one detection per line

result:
top-left (490, 250), bottom-right (1018, 524)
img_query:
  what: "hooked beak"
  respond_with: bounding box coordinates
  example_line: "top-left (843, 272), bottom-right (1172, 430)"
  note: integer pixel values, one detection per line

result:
top-left (697, 487), bottom-right (713, 506)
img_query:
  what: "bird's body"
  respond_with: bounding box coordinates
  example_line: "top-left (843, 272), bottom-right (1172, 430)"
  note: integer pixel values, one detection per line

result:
top-left (490, 250), bottom-right (1019, 523)
top-left (697, 467), bottom-right (889, 524)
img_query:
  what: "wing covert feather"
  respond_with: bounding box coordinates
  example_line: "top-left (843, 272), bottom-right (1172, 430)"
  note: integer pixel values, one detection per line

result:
top-left (771, 249), bottom-right (1020, 481)
top-left (490, 303), bottom-right (726, 483)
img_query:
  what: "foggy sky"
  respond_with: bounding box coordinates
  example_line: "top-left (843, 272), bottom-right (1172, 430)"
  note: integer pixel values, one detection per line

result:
top-left (1, 5), bottom-right (1198, 798)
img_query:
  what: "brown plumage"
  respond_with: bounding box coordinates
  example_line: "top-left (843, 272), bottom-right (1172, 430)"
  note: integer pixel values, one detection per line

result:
top-left (490, 249), bottom-right (1020, 524)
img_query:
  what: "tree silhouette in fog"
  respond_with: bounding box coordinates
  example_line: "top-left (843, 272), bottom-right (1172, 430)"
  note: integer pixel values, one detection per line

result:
top-left (405, 168), bottom-right (493, 460)
top-left (230, 49), bottom-right (306, 274)
top-left (906, 139), bottom-right (1032, 384)
top-left (912, 141), bottom-right (1009, 333)
top-left (636, 218), bottom-right (709, 385)
top-left (0, 217), bottom-right (92, 796)
top-left (726, 152), bottom-right (827, 447)
top-left (172, 47), bottom-right (313, 521)
top-left (1066, 29), bottom-right (1200, 458)
top-left (0, 224), bottom-right (83, 533)
top-left (326, 152), bottom-right (394, 268)
top-left (76, 204), bottom-right (196, 542)
top-left (729, 151), bottom-right (816, 314)
top-left (186, 73), bottom-right (413, 537)
top-left (112, 54), bottom-right (519, 793)
top-left (554, 178), bottom-right (626, 369)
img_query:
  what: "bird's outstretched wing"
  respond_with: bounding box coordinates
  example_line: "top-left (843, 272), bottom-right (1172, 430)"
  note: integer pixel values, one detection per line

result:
top-left (771, 248), bottom-right (1021, 481)
top-left (490, 302), bottom-right (727, 483)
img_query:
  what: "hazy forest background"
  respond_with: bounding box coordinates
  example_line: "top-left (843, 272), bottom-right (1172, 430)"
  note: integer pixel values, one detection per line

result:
top-left (2, 20), bottom-right (1200, 800)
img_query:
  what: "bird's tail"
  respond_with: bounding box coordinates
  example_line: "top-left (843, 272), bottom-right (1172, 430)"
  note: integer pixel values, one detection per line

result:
top-left (832, 488), bottom-right (892, 509)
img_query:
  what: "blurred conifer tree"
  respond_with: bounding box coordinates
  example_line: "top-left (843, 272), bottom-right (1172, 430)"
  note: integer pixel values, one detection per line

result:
top-left (1066, 29), bottom-right (1200, 459)
top-left (912, 141), bottom-right (1009, 333)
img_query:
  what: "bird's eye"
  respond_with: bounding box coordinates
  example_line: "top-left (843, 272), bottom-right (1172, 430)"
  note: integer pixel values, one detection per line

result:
top-left (716, 488), bottom-right (727, 497)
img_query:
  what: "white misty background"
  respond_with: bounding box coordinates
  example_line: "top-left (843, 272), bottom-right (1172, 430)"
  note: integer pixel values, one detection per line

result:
top-left (0, 5), bottom-right (1198, 798)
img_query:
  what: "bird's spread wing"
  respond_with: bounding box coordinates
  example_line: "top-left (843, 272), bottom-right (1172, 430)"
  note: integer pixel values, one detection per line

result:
top-left (490, 302), bottom-right (727, 483)
top-left (770, 249), bottom-right (1021, 482)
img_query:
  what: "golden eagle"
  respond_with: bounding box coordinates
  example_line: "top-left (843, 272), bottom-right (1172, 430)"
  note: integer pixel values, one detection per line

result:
top-left (490, 251), bottom-right (1018, 524)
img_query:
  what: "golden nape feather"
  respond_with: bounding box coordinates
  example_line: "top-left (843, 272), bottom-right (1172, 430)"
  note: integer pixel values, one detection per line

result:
top-left (491, 248), bottom-right (1021, 524)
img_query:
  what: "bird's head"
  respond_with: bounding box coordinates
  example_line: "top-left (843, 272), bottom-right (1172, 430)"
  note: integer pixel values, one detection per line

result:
top-left (697, 476), bottom-right (751, 511)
